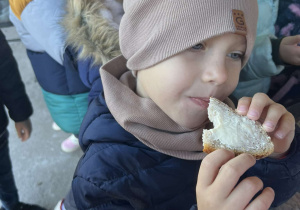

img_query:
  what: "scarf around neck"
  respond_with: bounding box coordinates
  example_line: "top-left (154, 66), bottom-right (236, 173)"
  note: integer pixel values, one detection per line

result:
top-left (100, 55), bottom-right (207, 160)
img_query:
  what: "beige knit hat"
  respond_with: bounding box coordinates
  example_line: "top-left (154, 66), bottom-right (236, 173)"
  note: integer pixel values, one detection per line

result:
top-left (119, 0), bottom-right (258, 71)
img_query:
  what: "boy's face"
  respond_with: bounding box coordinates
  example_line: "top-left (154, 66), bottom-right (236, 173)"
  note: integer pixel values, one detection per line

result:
top-left (136, 33), bottom-right (246, 129)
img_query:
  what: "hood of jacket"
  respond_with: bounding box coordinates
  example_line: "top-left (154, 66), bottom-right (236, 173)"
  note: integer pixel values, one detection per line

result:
top-left (257, 0), bottom-right (279, 36)
top-left (63, 0), bottom-right (123, 65)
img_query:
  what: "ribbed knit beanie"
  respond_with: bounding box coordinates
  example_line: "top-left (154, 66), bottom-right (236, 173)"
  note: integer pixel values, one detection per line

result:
top-left (119, 0), bottom-right (258, 71)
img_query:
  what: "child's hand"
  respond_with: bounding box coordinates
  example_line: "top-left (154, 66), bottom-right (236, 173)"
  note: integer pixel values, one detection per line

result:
top-left (279, 35), bottom-right (300, 66)
top-left (196, 149), bottom-right (274, 210)
top-left (15, 119), bottom-right (32, 142)
top-left (236, 93), bottom-right (295, 159)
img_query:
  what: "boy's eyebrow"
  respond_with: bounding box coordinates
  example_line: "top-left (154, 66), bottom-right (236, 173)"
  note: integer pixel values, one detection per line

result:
top-left (231, 41), bottom-right (246, 50)
top-left (234, 38), bottom-right (247, 45)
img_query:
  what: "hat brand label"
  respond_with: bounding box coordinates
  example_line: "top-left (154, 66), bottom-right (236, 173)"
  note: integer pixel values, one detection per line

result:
top-left (232, 9), bottom-right (247, 35)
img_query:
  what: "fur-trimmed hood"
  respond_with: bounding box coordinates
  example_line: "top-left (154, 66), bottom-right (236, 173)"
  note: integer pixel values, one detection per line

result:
top-left (63, 0), bottom-right (123, 65)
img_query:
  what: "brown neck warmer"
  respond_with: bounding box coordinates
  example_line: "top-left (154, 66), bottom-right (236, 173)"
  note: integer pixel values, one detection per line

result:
top-left (101, 55), bottom-right (208, 160)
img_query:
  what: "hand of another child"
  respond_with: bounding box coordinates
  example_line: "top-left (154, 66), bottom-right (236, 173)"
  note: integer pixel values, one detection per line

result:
top-left (279, 35), bottom-right (300, 66)
top-left (15, 119), bottom-right (32, 142)
top-left (236, 93), bottom-right (295, 159)
top-left (196, 149), bottom-right (274, 210)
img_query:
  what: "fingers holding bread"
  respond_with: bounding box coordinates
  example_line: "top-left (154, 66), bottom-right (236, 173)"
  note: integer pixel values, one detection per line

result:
top-left (198, 149), bottom-right (235, 188)
top-left (244, 187), bottom-right (275, 210)
top-left (203, 93), bottom-right (295, 159)
top-left (238, 93), bottom-right (295, 157)
top-left (236, 96), bottom-right (252, 116)
top-left (270, 130), bottom-right (295, 159)
top-left (213, 153), bottom-right (256, 197)
top-left (203, 96), bottom-right (274, 159)
top-left (196, 150), bottom-right (273, 210)
top-left (228, 176), bottom-right (264, 209)
top-left (272, 112), bottom-right (295, 141)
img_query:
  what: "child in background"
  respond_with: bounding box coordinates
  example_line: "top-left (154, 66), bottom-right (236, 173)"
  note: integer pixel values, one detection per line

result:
top-left (61, 0), bottom-right (123, 103)
top-left (0, 29), bottom-right (45, 210)
top-left (59, 0), bottom-right (299, 209)
top-left (268, 0), bottom-right (300, 107)
top-left (232, 0), bottom-right (300, 101)
top-left (8, 0), bottom-right (90, 152)
top-left (276, 0), bottom-right (300, 37)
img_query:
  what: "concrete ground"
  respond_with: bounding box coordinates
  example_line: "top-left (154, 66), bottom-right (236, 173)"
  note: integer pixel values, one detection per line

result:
top-left (1, 26), bottom-right (300, 210)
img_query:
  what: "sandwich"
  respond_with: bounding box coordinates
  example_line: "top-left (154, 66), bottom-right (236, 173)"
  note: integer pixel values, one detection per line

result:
top-left (202, 98), bottom-right (274, 159)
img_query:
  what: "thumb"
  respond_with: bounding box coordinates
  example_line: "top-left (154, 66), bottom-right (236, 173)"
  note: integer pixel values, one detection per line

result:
top-left (16, 127), bottom-right (27, 141)
top-left (21, 128), bottom-right (30, 141)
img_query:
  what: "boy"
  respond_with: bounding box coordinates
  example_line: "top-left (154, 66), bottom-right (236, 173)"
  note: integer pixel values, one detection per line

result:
top-left (67, 0), bottom-right (299, 209)
top-left (0, 30), bottom-right (45, 210)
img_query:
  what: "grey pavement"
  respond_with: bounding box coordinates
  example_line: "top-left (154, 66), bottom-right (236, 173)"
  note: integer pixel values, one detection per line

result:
top-left (2, 26), bottom-right (83, 210)
top-left (2, 25), bottom-right (300, 210)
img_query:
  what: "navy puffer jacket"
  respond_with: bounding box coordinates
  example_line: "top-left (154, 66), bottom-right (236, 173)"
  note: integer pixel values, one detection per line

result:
top-left (73, 70), bottom-right (300, 209)
top-left (72, 76), bottom-right (201, 209)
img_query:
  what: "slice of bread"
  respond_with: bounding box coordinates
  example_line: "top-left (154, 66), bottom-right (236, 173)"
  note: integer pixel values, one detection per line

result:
top-left (202, 98), bottom-right (274, 159)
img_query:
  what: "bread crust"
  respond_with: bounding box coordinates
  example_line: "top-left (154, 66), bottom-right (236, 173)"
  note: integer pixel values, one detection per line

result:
top-left (203, 143), bottom-right (272, 160)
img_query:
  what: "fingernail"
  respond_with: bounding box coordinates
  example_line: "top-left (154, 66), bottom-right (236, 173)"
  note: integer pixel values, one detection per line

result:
top-left (263, 122), bottom-right (274, 131)
top-left (237, 106), bottom-right (247, 113)
top-left (247, 110), bottom-right (259, 118)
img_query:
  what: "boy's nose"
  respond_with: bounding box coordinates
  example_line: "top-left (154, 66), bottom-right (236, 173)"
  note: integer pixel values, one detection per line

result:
top-left (201, 60), bottom-right (228, 85)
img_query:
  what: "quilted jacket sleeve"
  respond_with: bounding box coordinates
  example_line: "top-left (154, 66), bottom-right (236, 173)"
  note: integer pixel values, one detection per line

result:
top-left (72, 176), bottom-right (134, 210)
top-left (71, 140), bottom-right (200, 210)
top-left (242, 132), bottom-right (300, 207)
top-left (0, 30), bottom-right (33, 122)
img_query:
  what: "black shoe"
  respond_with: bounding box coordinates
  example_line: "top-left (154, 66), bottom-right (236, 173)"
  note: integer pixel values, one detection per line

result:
top-left (12, 202), bottom-right (46, 210)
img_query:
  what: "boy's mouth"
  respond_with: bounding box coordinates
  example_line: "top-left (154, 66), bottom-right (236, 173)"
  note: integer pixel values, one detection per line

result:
top-left (189, 97), bottom-right (210, 108)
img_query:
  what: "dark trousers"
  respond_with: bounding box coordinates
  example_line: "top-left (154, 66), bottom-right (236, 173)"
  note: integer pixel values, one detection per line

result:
top-left (0, 130), bottom-right (18, 210)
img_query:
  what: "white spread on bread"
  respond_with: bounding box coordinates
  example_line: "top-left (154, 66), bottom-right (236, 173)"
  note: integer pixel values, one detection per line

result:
top-left (203, 98), bottom-right (274, 159)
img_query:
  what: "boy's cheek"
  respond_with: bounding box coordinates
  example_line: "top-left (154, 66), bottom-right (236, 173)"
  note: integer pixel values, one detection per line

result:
top-left (227, 75), bottom-right (240, 91)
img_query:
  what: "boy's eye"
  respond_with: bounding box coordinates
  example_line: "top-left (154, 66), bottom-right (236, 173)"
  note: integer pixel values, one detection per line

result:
top-left (228, 52), bottom-right (244, 60)
top-left (192, 43), bottom-right (204, 50)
